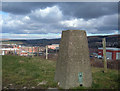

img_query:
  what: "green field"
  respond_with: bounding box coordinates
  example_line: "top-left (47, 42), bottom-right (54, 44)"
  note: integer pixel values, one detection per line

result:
top-left (2, 55), bottom-right (120, 89)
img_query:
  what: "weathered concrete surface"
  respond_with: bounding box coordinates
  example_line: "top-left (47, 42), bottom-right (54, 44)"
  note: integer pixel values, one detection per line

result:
top-left (54, 30), bottom-right (92, 89)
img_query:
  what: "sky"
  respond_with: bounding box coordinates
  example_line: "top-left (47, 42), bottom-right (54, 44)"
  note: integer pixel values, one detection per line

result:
top-left (0, 2), bottom-right (118, 39)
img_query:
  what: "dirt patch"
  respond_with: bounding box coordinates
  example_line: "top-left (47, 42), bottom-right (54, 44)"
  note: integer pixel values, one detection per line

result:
top-left (19, 60), bottom-right (25, 63)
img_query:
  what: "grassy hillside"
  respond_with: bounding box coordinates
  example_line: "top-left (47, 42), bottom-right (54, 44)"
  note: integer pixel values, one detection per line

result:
top-left (2, 55), bottom-right (119, 89)
top-left (2, 41), bottom-right (23, 45)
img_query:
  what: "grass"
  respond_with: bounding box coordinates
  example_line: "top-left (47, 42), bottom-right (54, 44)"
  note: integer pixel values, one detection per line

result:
top-left (2, 55), bottom-right (119, 89)
top-left (2, 55), bottom-right (57, 89)
top-left (72, 67), bottom-right (119, 90)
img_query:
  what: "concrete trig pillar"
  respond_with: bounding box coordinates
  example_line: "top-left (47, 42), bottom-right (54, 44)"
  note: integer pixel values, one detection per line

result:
top-left (55, 30), bottom-right (92, 89)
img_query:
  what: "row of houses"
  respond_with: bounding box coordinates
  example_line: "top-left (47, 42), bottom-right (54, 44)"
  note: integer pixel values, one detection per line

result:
top-left (0, 44), bottom-right (59, 56)
top-left (1, 43), bottom-right (119, 60)
top-left (0, 46), bottom-right (45, 56)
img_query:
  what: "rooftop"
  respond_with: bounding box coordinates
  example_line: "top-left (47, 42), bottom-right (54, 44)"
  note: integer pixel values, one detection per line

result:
top-left (98, 47), bottom-right (120, 51)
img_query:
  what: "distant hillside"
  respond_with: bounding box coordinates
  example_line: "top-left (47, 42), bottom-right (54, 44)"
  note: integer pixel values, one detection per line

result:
top-left (87, 34), bottom-right (119, 48)
top-left (7, 39), bottom-right (61, 46)
top-left (3, 34), bottom-right (120, 48)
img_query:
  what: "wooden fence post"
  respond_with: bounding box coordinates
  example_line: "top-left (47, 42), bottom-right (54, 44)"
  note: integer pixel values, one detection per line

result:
top-left (46, 45), bottom-right (48, 59)
top-left (32, 47), bottom-right (34, 57)
top-left (19, 47), bottom-right (21, 56)
top-left (28, 47), bottom-right (29, 57)
top-left (37, 47), bottom-right (39, 56)
top-left (102, 38), bottom-right (107, 73)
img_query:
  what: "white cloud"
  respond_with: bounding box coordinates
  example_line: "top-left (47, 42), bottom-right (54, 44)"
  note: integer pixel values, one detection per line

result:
top-left (31, 5), bottom-right (63, 22)
top-left (34, 6), bottom-right (61, 17)
top-left (2, 14), bottom-right (24, 29)
top-left (0, 15), bottom-right (3, 28)
top-left (60, 14), bottom-right (118, 34)
top-left (2, 33), bottom-right (61, 39)
top-left (22, 16), bottom-right (30, 21)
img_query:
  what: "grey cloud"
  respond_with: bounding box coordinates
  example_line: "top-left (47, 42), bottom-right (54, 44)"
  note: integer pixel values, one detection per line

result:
top-left (58, 2), bottom-right (118, 19)
top-left (2, 2), bottom-right (118, 19)
top-left (2, 2), bottom-right (55, 15)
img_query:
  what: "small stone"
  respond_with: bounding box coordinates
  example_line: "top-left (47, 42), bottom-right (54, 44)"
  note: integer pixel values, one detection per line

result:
top-left (31, 87), bottom-right (35, 89)
top-left (23, 87), bottom-right (27, 89)
top-left (48, 88), bottom-right (58, 89)
top-left (3, 87), bottom-right (7, 89)
top-left (37, 81), bottom-right (47, 86)
top-left (57, 82), bottom-right (60, 86)
top-left (9, 84), bottom-right (13, 86)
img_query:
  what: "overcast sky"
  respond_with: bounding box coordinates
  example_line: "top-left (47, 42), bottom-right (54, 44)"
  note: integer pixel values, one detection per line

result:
top-left (0, 2), bottom-right (118, 39)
